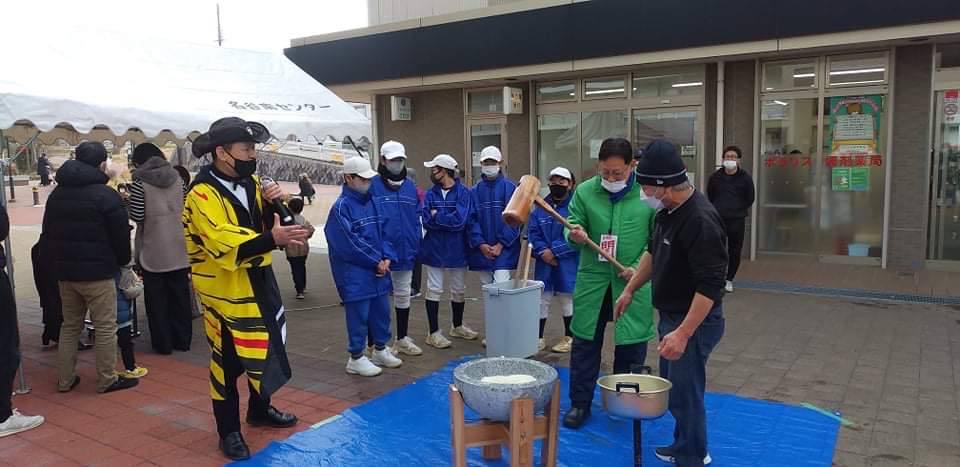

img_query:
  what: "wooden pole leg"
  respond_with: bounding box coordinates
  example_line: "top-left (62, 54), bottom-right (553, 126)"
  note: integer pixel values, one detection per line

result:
top-left (540, 381), bottom-right (561, 467)
top-left (449, 385), bottom-right (467, 467)
top-left (509, 398), bottom-right (535, 467)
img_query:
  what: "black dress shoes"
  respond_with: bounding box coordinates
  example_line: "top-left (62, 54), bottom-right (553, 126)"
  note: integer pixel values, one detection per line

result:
top-left (246, 406), bottom-right (298, 428)
top-left (562, 406), bottom-right (591, 429)
top-left (219, 432), bottom-right (251, 460)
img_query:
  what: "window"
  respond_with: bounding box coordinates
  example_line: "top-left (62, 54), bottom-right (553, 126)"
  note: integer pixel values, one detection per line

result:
top-left (631, 68), bottom-right (704, 98)
top-left (537, 81), bottom-right (577, 103)
top-left (828, 53), bottom-right (888, 87)
top-left (581, 111), bottom-right (628, 175)
top-left (538, 113), bottom-right (580, 182)
top-left (467, 89), bottom-right (504, 114)
top-left (762, 59), bottom-right (818, 91)
top-left (583, 76), bottom-right (626, 100)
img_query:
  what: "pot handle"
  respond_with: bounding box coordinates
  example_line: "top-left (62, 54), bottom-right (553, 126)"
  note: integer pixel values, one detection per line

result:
top-left (615, 382), bottom-right (640, 394)
top-left (630, 364), bottom-right (653, 375)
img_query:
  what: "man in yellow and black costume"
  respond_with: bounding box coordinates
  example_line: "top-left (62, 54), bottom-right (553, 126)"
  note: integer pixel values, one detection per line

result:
top-left (183, 117), bottom-right (309, 461)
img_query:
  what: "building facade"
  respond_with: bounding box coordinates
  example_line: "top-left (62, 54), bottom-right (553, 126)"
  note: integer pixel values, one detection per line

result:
top-left (287, 0), bottom-right (960, 273)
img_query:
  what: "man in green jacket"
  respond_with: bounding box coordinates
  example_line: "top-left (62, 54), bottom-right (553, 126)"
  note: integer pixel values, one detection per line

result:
top-left (563, 137), bottom-right (657, 429)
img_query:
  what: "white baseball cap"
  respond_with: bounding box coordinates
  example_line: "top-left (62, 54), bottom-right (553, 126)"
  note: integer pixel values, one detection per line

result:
top-left (342, 156), bottom-right (377, 179)
top-left (549, 167), bottom-right (573, 181)
top-left (380, 140), bottom-right (407, 160)
top-left (479, 146), bottom-right (502, 163)
top-left (424, 154), bottom-right (458, 170)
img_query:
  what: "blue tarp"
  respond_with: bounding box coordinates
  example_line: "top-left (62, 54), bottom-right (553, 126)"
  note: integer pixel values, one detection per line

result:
top-left (239, 358), bottom-right (839, 466)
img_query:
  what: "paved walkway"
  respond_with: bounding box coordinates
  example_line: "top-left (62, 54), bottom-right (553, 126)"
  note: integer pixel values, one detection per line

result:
top-left (4, 180), bottom-right (960, 466)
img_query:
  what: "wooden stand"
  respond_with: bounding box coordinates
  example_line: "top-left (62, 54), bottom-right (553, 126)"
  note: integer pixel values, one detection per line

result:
top-left (449, 381), bottom-right (560, 467)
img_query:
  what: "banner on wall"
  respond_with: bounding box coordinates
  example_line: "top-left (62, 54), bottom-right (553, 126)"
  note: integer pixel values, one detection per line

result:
top-left (946, 90), bottom-right (959, 124)
top-left (826, 95), bottom-right (884, 191)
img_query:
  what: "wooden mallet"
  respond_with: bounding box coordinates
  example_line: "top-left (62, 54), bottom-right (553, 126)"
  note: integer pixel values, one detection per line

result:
top-left (503, 175), bottom-right (627, 273)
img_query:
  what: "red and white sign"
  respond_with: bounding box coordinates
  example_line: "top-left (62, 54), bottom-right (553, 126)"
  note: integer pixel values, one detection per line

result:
top-left (945, 89), bottom-right (959, 124)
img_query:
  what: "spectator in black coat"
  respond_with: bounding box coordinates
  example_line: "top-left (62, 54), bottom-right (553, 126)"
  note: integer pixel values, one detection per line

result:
top-left (42, 141), bottom-right (138, 394)
top-left (706, 145), bottom-right (755, 293)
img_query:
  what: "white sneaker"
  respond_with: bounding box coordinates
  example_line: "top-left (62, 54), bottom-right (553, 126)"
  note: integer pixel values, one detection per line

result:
top-left (538, 338), bottom-right (546, 351)
top-left (551, 336), bottom-right (573, 353)
top-left (371, 348), bottom-right (403, 368)
top-left (393, 336), bottom-right (423, 356)
top-left (450, 325), bottom-right (479, 340)
top-left (724, 281), bottom-right (734, 293)
top-left (0, 409), bottom-right (45, 438)
top-left (346, 356), bottom-right (382, 377)
top-left (425, 331), bottom-right (452, 349)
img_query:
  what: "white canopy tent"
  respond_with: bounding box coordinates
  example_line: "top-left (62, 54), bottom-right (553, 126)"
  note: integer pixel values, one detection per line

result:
top-left (0, 26), bottom-right (370, 145)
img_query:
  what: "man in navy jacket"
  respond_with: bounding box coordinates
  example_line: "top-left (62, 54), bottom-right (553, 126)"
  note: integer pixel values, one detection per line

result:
top-left (419, 154), bottom-right (479, 349)
top-left (469, 146), bottom-right (520, 286)
top-left (369, 141), bottom-right (423, 357)
top-left (324, 157), bottom-right (403, 377)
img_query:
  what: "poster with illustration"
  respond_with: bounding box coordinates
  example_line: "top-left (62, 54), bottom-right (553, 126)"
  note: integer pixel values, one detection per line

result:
top-left (826, 95), bottom-right (884, 156)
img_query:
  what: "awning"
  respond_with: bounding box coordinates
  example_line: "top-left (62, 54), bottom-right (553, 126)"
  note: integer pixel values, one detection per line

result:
top-left (0, 25), bottom-right (370, 142)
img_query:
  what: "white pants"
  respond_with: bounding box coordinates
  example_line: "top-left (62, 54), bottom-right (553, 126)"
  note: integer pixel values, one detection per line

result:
top-left (391, 270), bottom-right (413, 309)
top-left (424, 265), bottom-right (466, 302)
top-left (478, 269), bottom-right (512, 286)
top-left (540, 292), bottom-right (573, 319)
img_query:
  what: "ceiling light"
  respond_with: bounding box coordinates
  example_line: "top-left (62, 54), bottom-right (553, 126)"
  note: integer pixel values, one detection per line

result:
top-left (585, 88), bottom-right (625, 95)
top-left (829, 68), bottom-right (885, 76)
top-left (773, 100), bottom-right (789, 106)
top-left (671, 81), bottom-right (703, 88)
top-left (792, 73), bottom-right (815, 78)
top-left (828, 79), bottom-right (885, 86)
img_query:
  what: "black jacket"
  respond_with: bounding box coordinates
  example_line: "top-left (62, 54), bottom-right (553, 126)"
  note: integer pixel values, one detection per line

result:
top-left (42, 160), bottom-right (131, 282)
top-left (649, 191), bottom-right (728, 314)
top-left (706, 168), bottom-right (755, 220)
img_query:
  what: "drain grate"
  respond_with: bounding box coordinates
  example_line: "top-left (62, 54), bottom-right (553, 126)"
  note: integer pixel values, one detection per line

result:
top-left (736, 280), bottom-right (960, 306)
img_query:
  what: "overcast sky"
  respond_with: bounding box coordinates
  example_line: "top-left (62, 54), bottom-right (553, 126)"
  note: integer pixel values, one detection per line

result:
top-left (6, 0), bottom-right (367, 52)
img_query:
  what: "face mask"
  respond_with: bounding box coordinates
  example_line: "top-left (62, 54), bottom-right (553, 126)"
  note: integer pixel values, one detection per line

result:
top-left (643, 189), bottom-right (665, 210)
top-left (225, 149), bottom-right (257, 178)
top-left (386, 160), bottom-right (405, 175)
top-left (350, 177), bottom-right (371, 195)
top-left (481, 166), bottom-right (500, 178)
top-left (601, 178), bottom-right (627, 193)
top-left (549, 184), bottom-right (568, 199)
top-left (723, 160), bottom-right (738, 170)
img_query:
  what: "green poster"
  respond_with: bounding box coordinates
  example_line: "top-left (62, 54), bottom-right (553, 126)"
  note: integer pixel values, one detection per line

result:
top-left (832, 168), bottom-right (850, 191)
top-left (826, 95), bottom-right (884, 156)
top-left (849, 167), bottom-right (869, 192)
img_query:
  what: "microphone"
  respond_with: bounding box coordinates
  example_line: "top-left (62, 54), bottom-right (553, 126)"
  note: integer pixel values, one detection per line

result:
top-left (260, 177), bottom-right (296, 226)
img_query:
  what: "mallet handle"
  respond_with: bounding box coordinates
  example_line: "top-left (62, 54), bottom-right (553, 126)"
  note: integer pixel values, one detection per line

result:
top-left (533, 197), bottom-right (628, 274)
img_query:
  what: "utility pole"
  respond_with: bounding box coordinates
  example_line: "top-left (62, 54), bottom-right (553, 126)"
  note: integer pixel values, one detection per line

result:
top-left (216, 3), bottom-right (224, 47)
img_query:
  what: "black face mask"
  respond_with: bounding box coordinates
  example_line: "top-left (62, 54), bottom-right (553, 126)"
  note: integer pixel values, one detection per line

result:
top-left (549, 184), bottom-right (568, 199)
top-left (225, 149), bottom-right (257, 178)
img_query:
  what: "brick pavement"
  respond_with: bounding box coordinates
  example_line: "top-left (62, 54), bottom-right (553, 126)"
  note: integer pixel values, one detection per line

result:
top-left (4, 180), bottom-right (960, 465)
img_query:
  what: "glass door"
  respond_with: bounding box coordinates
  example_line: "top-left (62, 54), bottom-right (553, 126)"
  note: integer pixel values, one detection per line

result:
top-left (632, 107), bottom-right (700, 186)
top-left (929, 90), bottom-right (960, 260)
top-left (466, 118), bottom-right (506, 186)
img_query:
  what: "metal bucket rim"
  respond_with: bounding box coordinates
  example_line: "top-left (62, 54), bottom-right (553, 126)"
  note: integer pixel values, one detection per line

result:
top-left (597, 373), bottom-right (673, 394)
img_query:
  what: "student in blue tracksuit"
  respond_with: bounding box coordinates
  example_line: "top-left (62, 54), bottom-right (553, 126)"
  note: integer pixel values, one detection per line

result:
top-left (367, 141), bottom-right (424, 357)
top-left (324, 157), bottom-right (403, 377)
top-left (419, 154), bottom-right (479, 349)
top-left (469, 146), bottom-right (520, 286)
top-left (528, 167), bottom-right (579, 354)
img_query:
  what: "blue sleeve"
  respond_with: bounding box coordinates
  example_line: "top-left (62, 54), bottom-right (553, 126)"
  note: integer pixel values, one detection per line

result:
top-left (550, 237), bottom-right (576, 257)
top-left (423, 190), bottom-right (470, 232)
top-left (528, 211), bottom-right (549, 256)
top-left (468, 189), bottom-right (485, 248)
top-left (328, 201), bottom-right (381, 269)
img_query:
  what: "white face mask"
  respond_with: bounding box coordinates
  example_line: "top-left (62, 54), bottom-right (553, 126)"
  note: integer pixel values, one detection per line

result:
top-left (481, 166), bottom-right (500, 178)
top-left (386, 160), bottom-right (405, 175)
top-left (722, 160), bottom-right (738, 170)
top-left (601, 178), bottom-right (627, 193)
top-left (642, 188), bottom-right (665, 210)
top-left (348, 176), bottom-right (371, 195)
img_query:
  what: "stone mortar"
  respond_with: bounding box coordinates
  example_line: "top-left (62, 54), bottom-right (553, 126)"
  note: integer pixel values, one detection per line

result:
top-left (453, 357), bottom-right (559, 422)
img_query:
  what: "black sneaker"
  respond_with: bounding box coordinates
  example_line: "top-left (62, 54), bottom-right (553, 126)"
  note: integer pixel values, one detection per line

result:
top-left (654, 446), bottom-right (713, 465)
top-left (103, 375), bottom-right (139, 393)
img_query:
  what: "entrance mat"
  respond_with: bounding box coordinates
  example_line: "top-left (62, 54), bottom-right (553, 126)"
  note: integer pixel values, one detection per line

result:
top-left (237, 358), bottom-right (839, 466)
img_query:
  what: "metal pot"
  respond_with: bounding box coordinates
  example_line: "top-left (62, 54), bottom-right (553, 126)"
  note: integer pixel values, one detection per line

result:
top-left (597, 366), bottom-right (671, 420)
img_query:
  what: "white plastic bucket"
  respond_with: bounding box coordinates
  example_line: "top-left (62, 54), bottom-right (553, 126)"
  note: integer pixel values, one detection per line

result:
top-left (482, 280), bottom-right (544, 358)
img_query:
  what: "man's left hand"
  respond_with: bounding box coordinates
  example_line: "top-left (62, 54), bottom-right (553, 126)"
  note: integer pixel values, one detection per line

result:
top-left (262, 183), bottom-right (285, 202)
top-left (658, 330), bottom-right (690, 361)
